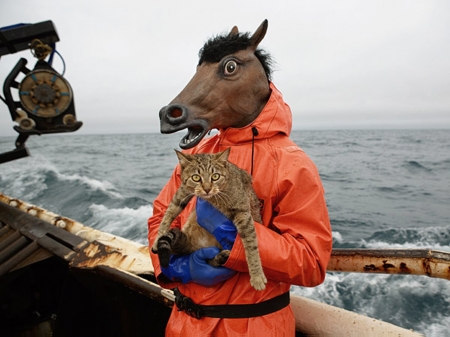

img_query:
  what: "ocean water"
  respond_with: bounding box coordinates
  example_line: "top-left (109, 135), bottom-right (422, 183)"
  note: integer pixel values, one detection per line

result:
top-left (0, 129), bottom-right (449, 336)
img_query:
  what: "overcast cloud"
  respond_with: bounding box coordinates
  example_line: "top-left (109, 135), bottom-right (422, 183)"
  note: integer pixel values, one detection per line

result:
top-left (1, 0), bottom-right (449, 137)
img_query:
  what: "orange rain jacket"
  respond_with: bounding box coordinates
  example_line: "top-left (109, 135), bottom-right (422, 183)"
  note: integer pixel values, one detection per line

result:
top-left (148, 82), bottom-right (332, 336)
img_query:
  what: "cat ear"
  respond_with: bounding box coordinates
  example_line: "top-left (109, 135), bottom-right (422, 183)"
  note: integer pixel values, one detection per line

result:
top-left (216, 148), bottom-right (231, 163)
top-left (175, 150), bottom-right (191, 168)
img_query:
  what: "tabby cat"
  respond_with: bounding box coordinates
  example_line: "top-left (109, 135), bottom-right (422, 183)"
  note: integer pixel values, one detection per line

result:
top-left (151, 148), bottom-right (267, 290)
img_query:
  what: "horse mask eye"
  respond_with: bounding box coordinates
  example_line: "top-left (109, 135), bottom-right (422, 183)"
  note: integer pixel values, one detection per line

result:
top-left (223, 60), bottom-right (237, 75)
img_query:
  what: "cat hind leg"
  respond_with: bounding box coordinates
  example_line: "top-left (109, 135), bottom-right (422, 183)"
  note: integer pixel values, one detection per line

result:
top-left (208, 250), bottom-right (230, 267)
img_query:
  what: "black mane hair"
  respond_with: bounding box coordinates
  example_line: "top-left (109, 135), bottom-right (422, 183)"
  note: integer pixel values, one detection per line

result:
top-left (198, 31), bottom-right (273, 81)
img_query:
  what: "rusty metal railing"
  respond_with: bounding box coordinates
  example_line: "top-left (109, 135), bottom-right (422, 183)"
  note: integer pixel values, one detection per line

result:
top-left (328, 248), bottom-right (450, 280)
top-left (1, 191), bottom-right (449, 281)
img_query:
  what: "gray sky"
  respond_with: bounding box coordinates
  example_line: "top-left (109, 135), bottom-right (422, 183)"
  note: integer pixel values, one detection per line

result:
top-left (1, 0), bottom-right (449, 137)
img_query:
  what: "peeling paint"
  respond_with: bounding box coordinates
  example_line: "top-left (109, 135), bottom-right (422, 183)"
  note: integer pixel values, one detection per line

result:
top-left (399, 262), bottom-right (411, 274)
top-left (382, 260), bottom-right (395, 270)
top-left (422, 258), bottom-right (432, 276)
top-left (363, 264), bottom-right (379, 271)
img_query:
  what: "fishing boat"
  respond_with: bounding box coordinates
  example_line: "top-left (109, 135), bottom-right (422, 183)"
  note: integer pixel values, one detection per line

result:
top-left (0, 192), bottom-right (171, 336)
top-left (3, 192), bottom-right (449, 336)
top-left (1, 20), bottom-right (448, 337)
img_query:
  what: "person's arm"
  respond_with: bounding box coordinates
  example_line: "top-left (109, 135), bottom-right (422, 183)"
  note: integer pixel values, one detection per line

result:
top-left (225, 157), bottom-right (332, 287)
top-left (147, 166), bottom-right (184, 287)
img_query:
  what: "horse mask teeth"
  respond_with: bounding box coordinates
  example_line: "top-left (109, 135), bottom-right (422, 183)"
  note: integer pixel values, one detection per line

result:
top-left (180, 127), bottom-right (204, 149)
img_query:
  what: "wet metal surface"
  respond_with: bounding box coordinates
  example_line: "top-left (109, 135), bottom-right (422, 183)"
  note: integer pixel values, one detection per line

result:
top-left (329, 248), bottom-right (450, 280)
top-left (0, 194), bottom-right (167, 292)
top-left (0, 192), bottom-right (153, 275)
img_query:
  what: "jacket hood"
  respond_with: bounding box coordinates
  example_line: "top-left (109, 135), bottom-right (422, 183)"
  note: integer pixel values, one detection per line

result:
top-left (218, 82), bottom-right (292, 145)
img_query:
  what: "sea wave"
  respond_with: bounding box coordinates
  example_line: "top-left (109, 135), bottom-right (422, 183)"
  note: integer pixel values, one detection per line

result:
top-left (0, 154), bottom-right (123, 200)
top-left (292, 272), bottom-right (450, 334)
top-left (0, 155), bottom-right (53, 200)
top-left (88, 203), bottom-right (153, 244)
top-left (420, 315), bottom-right (450, 337)
top-left (403, 160), bottom-right (432, 172)
top-left (332, 226), bottom-right (450, 250)
top-left (363, 226), bottom-right (450, 250)
top-left (57, 172), bottom-right (124, 199)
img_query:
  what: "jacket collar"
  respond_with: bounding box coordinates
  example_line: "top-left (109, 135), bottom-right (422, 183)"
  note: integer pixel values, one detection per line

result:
top-left (218, 82), bottom-right (292, 145)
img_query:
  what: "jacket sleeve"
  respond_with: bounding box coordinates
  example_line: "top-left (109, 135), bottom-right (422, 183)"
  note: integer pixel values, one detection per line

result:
top-left (147, 165), bottom-right (185, 288)
top-left (224, 150), bottom-right (332, 287)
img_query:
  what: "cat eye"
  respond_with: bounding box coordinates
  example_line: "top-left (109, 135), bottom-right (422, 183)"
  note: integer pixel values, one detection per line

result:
top-left (211, 173), bottom-right (220, 181)
top-left (192, 174), bottom-right (201, 182)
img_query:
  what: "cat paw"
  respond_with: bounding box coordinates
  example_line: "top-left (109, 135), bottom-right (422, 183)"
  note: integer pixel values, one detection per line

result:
top-left (214, 250), bottom-right (231, 266)
top-left (250, 274), bottom-right (267, 291)
top-left (216, 250), bottom-right (230, 264)
top-left (156, 234), bottom-right (174, 267)
top-left (151, 240), bottom-right (159, 253)
top-left (168, 228), bottom-right (188, 252)
top-left (207, 250), bottom-right (230, 267)
top-left (158, 249), bottom-right (171, 268)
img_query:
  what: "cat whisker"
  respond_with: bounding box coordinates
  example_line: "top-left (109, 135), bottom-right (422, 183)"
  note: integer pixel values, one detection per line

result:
top-left (212, 194), bottom-right (232, 209)
top-left (215, 191), bottom-right (232, 204)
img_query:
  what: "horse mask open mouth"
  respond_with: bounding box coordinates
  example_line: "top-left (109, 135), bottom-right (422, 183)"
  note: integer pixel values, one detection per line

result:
top-left (159, 104), bottom-right (210, 149)
top-left (179, 124), bottom-right (209, 149)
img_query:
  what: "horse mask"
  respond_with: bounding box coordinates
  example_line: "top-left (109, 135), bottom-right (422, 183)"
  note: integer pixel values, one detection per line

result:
top-left (158, 20), bottom-right (272, 149)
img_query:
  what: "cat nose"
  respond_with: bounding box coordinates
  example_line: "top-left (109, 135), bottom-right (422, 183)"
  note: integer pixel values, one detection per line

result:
top-left (203, 184), bottom-right (211, 194)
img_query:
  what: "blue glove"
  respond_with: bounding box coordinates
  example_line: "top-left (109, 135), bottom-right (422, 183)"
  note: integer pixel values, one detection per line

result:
top-left (160, 247), bottom-right (236, 287)
top-left (196, 198), bottom-right (237, 250)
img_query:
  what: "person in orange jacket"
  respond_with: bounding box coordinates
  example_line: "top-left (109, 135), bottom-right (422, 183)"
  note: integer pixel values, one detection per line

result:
top-left (148, 79), bottom-right (333, 336)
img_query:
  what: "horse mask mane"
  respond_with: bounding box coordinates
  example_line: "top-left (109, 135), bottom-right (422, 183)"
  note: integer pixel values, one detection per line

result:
top-left (198, 31), bottom-right (273, 81)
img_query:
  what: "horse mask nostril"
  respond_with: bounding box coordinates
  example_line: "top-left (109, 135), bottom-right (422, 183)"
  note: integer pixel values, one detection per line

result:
top-left (161, 104), bottom-right (189, 125)
top-left (165, 104), bottom-right (188, 124)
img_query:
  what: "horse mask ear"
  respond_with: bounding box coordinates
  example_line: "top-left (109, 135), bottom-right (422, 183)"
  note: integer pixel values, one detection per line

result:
top-left (249, 19), bottom-right (268, 51)
top-left (229, 26), bottom-right (239, 36)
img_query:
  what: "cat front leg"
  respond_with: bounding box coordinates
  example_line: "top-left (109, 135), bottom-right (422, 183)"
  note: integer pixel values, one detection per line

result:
top-left (151, 190), bottom-right (193, 252)
top-left (233, 212), bottom-right (267, 291)
top-left (151, 215), bottom-right (175, 252)
top-left (157, 228), bottom-right (188, 267)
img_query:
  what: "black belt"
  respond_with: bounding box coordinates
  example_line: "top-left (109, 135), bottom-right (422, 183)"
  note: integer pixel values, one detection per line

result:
top-left (173, 288), bottom-right (290, 319)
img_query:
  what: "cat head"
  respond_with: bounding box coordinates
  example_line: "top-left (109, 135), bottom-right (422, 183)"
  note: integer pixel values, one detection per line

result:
top-left (175, 148), bottom-right (231, 199)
